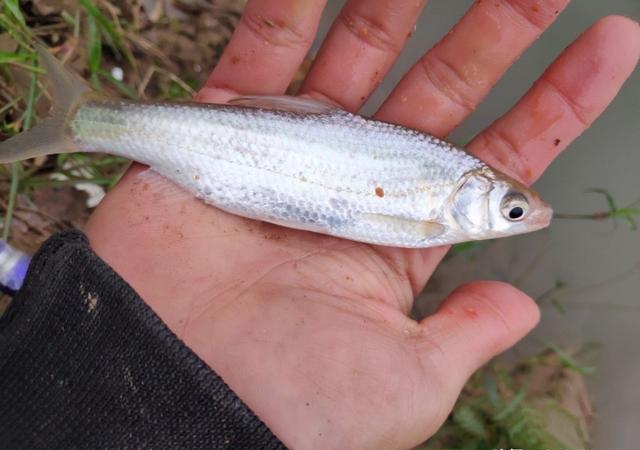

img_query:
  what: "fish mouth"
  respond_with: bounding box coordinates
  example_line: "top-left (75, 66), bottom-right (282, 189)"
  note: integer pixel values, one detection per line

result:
top-left (528, 200), bottom-right (553, 230)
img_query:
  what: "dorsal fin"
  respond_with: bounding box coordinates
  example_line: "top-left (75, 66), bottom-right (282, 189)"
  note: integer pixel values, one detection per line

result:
top-left (227, 95), bottom-right (339, 115)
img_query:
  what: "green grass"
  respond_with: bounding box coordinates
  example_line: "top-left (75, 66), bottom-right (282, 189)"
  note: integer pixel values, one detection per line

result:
top-left (0, 0), bottom-right (36, 240)
top-left (0, 0), bottom-right (204, 240)
top-left (422, 348), bottom-right (592, 450)
top-left (77, 0), bottom-right (134, 66)
top-left (555, 188), bottom-right (640, 230)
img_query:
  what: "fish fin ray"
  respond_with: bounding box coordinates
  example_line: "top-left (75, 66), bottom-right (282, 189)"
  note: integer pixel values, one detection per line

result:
top-left (227, 95), bottom-right (339, 114)
top-left (0, 45), bottom-right (92, 163)
top-left (35, 44), bottom-right (91, 114)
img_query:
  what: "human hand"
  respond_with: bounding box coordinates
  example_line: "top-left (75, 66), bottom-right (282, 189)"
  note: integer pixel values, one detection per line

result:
top-left (85, 1), bottom-right (640, 449)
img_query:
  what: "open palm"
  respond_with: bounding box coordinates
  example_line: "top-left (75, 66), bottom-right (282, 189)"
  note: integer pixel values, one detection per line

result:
top-left (85, 1), bottom-right (639, 449)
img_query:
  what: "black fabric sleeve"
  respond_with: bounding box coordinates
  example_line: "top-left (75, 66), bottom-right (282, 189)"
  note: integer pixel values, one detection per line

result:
top-left (0, 230), bottom-right (286, 450)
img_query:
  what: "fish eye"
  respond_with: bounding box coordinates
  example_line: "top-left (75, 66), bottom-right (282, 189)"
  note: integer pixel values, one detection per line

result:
top-left (501, 193), bottom-right (529, 222)
top-left (508, 206), bottom-right (524, 220)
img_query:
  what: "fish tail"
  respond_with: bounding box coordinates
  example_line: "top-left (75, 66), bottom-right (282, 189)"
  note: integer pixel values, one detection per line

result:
top-left (0, 44), bottom-right (92, 163)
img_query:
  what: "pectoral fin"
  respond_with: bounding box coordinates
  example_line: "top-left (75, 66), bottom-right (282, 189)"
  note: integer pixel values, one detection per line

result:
top-left (361, 214), bottom-right (445, 238)
top-left (228, 95), bottom-right (339, 115)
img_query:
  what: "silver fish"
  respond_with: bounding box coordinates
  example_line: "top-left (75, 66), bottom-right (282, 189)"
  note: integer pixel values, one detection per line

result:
top-left (0, 46), bottom-right (552, 248)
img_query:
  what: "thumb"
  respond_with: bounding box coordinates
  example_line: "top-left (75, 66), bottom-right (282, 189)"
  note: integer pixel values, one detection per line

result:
top-left (418, 281), bottom-right (540, 391)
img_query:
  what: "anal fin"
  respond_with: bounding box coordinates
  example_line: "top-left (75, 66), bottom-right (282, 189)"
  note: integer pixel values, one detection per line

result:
top-left (360, 213), bottom-right (445, 241)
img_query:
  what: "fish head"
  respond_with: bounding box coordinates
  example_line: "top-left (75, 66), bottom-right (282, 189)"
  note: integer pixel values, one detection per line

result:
top-left (447, 167), bottom-right (553, 240)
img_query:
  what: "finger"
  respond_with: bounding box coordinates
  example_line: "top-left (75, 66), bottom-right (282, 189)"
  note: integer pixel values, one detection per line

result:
top-left (381, 15), bottom-right (640, 305)
top-left (201, 0), bottom-right (326, 96)
top-left (376, 0), bottom-right (570, 137)
top-left (469, 15), bottom-right (640, 184)
top-left (418, 281), bottom-right (539, 388)
top-left (300, 0), bottom-right (427, 111)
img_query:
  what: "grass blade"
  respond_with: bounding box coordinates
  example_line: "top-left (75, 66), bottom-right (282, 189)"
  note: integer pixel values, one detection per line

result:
top-left (588, 188), bottom-right (617, 212)
top-left (0, 50), bottom-right (28, 64)
top-left (77, 0), bottom-right (133, 65)
top-left (87, 12), bottom-right (102, 88)
top-left (2, 70), bottom-right (37, 240)
top-left (3, 0), bottom-right (26, 28)
top-left (547, 343), bottom-right (595, 375)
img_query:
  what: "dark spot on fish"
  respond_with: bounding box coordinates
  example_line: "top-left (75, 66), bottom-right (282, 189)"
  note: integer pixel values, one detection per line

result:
top-left (375, 187), bottom-right (385, 198)
top-left (231, 55), bottom-right (241, 64)
top-left (554, 138), bottom-right (561, 146)
top-left (360, 96), bottom-right (365, 101)
top-left (142, 183), bottom-right (149, 192)
top-left (555, 9), bottom-right (560, 14)
top-left (531, 4), bottom-right (540, 12)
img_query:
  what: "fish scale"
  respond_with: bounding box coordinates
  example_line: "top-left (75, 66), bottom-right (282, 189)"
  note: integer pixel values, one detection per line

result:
top-left (70, 100), bottom-right (484, 244)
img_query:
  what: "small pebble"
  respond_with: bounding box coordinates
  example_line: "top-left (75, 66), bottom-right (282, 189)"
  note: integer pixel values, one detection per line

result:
top-left (111, 66), bottom-right (124, 81)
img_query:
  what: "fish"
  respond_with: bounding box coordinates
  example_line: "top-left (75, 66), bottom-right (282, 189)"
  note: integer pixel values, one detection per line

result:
top-left (0, 46), bottom-right (552, 248)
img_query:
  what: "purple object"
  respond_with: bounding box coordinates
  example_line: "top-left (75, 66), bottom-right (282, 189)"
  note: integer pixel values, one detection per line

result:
top-left (0, 240), bottom-right (31, 295)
